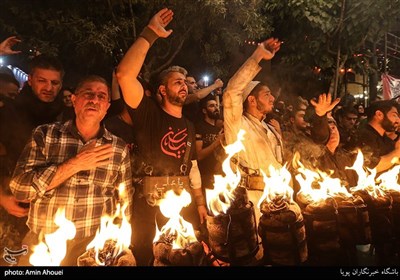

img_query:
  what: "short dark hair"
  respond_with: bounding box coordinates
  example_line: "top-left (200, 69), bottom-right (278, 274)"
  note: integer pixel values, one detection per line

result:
top-left (200, 94), bottom-right (216, 109)
top-left (366, 100), bottom-right (398, 121)
top-left (75, 75), bottom-right (110, 100)
top-left (293, 96), bottom-right (309, 113)
top-left (29, 54), bottom-right (65, 78)
top-left (61, 87), bottom-right (74, 94)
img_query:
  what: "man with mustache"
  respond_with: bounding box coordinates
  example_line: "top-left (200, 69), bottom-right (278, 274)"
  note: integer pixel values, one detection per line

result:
top-left (195, 96), bottom-right (225, 192)
top-left (222, 38), bottom-right (339, 264)
top-left (10, 75), bottom-right (133, 266)
top-left (116, 8), bottom-right (207, 265)
top-left (355, 100), bottom-right (400, 265)
top-left (357, 100), bottom-right (400, 172)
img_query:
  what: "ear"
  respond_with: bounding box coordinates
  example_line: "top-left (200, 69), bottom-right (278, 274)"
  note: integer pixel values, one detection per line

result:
top-left (70, 94), bottom-right (77, 107)
top-left (159, 85), bottom-right (167, 97)
top-left (376, 110), bottom-right (384, 120)
top-left (202, 107), bottom-right (207, 115)
top-left (27, 74), bottom-right (33, 86)
top-left (248, 95), bottom-right (257, 105)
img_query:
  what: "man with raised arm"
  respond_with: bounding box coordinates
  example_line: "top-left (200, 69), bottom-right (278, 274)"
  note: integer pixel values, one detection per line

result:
top-left (223, 38), bottom-right (339, 264)
top-left (116, 8), bottom-right (207, 266)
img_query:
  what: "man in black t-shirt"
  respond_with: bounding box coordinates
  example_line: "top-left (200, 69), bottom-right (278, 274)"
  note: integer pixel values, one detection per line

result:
top-left (116, 8), bottom-right (207, 266)
top-left (357, 100), bottom-right (400, 172)
top-left (195, 96), bottom-right (225, 192)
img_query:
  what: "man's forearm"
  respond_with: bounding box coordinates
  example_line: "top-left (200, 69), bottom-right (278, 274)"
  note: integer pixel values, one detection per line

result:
top-left (116, 27), bottom-right (158, 109)
top-left (185, 83), bottom-right (221, 104)
top-left (117, 34), bottom-right (152, 81)
top-left (46, 159), bottom-right (80, 191)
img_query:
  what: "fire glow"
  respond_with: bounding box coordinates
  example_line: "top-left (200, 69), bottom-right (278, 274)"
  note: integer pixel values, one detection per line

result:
top-left (206, 129), bottom-right (245, 216)
top-left (29, 208), bottom-right (76, 266)
top-left (153, 189), bottom-right (197, 249)
top-left (294, 152), bottom-right (352, 203)
top-left (348, 150), bottom-right (385, 198)
top-left (257, 165), bottom-right (294, 208)
top-left (376, 161), bottom-right (400, 192)
top-left (85, 183), bottom-right (131, 265)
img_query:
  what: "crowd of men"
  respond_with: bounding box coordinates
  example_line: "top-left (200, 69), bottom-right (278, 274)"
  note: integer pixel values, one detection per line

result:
top-left (0, 8), bottom-right (399, 266)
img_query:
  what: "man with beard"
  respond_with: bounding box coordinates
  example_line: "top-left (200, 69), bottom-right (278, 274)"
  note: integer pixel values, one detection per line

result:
top-left (222, 39), bottom-right (283, 265)
top-left (223, 38), bottom-right (339, 264)
top-left (357, 100), bottom-right (400, 172)
top-left (195, 96), bottom-right (225, 193)
top-left (116, 8), bottom-right (207, 266)
top-left (223, 38), bottom-right (283, 211)
top-left (356, 100), bottom-right (400, 265)
top-left (283, 96), bottom-right (311, 160)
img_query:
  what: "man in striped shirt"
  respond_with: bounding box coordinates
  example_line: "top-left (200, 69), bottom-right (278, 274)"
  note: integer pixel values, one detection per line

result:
top-left (10, 75), bottom-right (133, 266)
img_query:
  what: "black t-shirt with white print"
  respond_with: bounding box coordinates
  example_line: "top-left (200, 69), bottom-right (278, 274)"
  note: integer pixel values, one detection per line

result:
top-left (128, 96), bottom-right (196, 177)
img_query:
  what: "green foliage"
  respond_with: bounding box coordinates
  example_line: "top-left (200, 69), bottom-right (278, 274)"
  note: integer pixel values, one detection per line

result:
top-left (263, 0), bottom-right (400, 98)
top-left (0, 0), bottom-right (273, 81)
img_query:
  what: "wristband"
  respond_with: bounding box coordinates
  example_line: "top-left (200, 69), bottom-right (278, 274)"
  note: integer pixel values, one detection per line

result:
top-left (139, 26), bottom-right (159, 46)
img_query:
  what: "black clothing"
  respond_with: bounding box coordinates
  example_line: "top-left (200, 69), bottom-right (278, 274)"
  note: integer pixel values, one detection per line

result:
top-left (195, 119), bottom-right (224, 190)
top-left (127, 96), bottom-right (198, 266)
top-left (128, 96), bottom-right (196, 176)
top-left (357, 124), bottom-right (395, 168)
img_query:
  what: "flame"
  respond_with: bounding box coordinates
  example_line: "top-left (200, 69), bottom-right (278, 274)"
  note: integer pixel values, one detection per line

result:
top-left (154, 189), bottom-right (197, 249)
top-left (206, 129), bottom-right (245, 216)
top-left (347, 150), bottom-right (385, 198)
top-left (85, 183), bottom-right (131, 265)
top-left (294, 152), bottom-right (352, 203)
top-left (257, 165), bottom-right (293, 208)
top-left (376, 164), bottom-right (400, 192)
top-left (29, 208), bottom-right (76, 266)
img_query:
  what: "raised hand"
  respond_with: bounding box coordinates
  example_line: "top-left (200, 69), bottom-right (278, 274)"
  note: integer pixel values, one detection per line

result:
top-left (0, 36), bottom-right (21, 56)
top-left (258, 38), bottom-right (281, 61)
top-left (148, 8), bottom-right (174, 38)
top-left (310, 93), bottom-right (341, 117)
top-left (213, 78), bottom-right (224, 89)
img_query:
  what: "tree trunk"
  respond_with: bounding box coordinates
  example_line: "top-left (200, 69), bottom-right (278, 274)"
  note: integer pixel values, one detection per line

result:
top-left (332, 0), bottom-right (347, 99)
top-left (369, 42), bottom-right (378, 102)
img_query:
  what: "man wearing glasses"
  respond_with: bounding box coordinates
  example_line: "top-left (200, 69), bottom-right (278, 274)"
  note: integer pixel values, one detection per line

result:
top-left (10, 75), bottom-right (133, 266)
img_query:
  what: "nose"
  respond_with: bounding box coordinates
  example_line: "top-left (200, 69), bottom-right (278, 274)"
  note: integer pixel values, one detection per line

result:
top-left (44, 81), bottom-right (53, 91)
top-left (89, 94), bottom-right (103, 102)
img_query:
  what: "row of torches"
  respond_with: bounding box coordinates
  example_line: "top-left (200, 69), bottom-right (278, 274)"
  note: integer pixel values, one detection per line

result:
top-left (27, 130), bottom-right (400, 266)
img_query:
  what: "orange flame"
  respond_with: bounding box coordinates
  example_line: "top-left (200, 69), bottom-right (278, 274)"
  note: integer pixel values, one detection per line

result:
top-left (257, 165), bottom-right (293, 208)
top-left (294, 152), bottom-right (352, 203)
top-left (154, 189), bottom-right (197, 249)
top-left (85, 183), bottom-right (131, 265)
top-left (376, 164), bottom-right (400, 192)
top-left (347, 150), bottom-right (385, 198)
top-left (206, 130), bottom-right (245, 216)
top-left (29, 208), bottom-right (76, 266)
